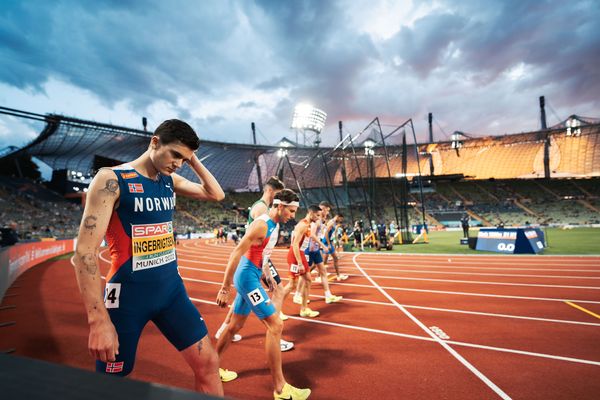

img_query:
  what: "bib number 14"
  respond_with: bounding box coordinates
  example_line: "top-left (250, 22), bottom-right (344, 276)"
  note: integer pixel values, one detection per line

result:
top-left (104, 283), bottom-right (121, 309)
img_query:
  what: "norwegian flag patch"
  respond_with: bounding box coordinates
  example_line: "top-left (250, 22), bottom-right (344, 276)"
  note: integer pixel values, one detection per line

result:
top-left (128, 183), bottom-right (144, 193)
top-left (105, 361), bottom-right (124, 373)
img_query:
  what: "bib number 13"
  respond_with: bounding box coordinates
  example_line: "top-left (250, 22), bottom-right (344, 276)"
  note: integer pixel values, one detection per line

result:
top-left (247, 288), bottom-right (265, 306)
top-left (104, 283), bottom-right (121, 309)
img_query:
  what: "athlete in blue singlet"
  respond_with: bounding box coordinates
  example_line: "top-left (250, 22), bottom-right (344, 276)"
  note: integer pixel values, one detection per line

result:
top-left (215, 189), bottom-right (311, 400)
top-left (321, 212), bottom-right (348, 281)
top-left (73, 119), bottom-right (232, 396)
top-left (299, 201), bottom-right (343, 304)
top-left (214, 176), bottom-right (294, 353)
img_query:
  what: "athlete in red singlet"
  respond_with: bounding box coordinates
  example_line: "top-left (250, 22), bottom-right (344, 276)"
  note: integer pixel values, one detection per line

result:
top-left (283, 205), bottom-right (323, 317)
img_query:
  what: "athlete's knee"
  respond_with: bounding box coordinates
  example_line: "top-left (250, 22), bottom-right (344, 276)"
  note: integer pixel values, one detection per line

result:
top-left (266, 315), bottom-right (283, 336)
top-left (191, 340), bottom-right (219, 375)
top-left (228, 314), bottom-right (247, 334)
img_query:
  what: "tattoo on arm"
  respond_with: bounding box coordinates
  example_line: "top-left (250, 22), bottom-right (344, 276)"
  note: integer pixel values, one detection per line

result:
top-left (81, 253), bottom-right (98, 275)
top-left (101, 179), bottom-right (119, 196)
top-left (83, 216), bottom-right (97, 230)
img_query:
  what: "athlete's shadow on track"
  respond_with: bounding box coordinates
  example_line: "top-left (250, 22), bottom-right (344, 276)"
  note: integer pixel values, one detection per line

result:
top-left (238, 347), bottom-right (375, 389)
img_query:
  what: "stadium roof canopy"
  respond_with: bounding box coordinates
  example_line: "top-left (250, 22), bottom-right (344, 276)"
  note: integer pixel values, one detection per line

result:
top-left (1, 107), bottom-right (600, 191)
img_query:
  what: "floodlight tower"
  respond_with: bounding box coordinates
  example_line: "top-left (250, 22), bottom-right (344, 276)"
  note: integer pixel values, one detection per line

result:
top-left (291, 103), bottom-right (327, 147)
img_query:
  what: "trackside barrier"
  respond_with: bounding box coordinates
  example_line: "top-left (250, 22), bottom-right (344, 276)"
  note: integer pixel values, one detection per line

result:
top-left (0, 239), bottom-right (76, 301)
top-left (475, 228), bottom-right (545, 254)
top-left (0, 353), bottom-right (222, 400)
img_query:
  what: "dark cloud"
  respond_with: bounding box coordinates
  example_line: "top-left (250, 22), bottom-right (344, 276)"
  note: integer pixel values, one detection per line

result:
top-left (387, 12), bottom-right (467, 77)
top-left (0, 0), bottom-right (598, 149)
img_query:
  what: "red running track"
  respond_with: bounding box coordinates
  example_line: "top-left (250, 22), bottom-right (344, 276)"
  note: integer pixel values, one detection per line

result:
top-left (1, 239), bottom-right (599, 399)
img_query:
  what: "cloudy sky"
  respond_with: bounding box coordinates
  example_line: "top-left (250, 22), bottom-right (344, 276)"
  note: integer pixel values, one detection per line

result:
top-left (1, 0), bottom-right (599, 151)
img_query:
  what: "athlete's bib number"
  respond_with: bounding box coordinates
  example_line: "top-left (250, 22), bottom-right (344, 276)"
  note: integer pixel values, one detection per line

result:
top-left (290, 264), bottom-right (300, 274)
top-left (104, 283), bottom-right (121, 309)
top-left (247, 288), bottom-right (265, 306)
top-left (269, 264), bottom-right (278, 278)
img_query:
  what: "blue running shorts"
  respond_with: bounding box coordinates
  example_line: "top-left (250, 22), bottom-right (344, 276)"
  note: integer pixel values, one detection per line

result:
top-left (97, 274), bottom-right (207, 376)
top-left (305, 249), bottom-right (323, 266)
top-left (233, 257), bottom-right (277, 320)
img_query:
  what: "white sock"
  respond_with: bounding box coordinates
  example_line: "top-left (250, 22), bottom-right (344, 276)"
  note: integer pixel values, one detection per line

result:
top-left (325, 290), bottom-right (332, 298)
top-left (294, 291), bottom-right (300, 297)
top-left (216, 322), bottom-right (227, 337)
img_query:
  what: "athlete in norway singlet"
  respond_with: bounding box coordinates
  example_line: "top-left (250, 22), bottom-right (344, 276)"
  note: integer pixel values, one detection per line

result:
top-left (98, 164), bottom-right (207, 376)
top-left (105, 164), bottom-right (178, 283)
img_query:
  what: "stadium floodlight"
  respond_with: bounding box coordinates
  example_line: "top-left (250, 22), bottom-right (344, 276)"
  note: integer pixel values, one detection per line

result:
top-left (566, 117), bottom-right (581, 137)
top-left (277, 148), bottom-right (288, 158)
top-left (291, 103), bottom-right (327, 133)
top-left (291, 103), bottom-right (327, 146)
top-left (451, 132), bottom-right (463, 149)
top-left (364, 138), bottom-right (376, 156)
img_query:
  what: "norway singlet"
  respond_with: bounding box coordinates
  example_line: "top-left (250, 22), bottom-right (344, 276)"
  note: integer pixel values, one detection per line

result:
top-left (98, 165), bottom-right (207, 376)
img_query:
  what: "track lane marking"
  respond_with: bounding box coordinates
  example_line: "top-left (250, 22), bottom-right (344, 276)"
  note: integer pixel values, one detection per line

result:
top-left (176, 263), bottom-right (600, 327)
top-left (98, 250), bottom-right (600, 305)
top-left (174, 261), bottom-right (600, 304)
top-left (91, 252), bottom-right (600, 367)
top-left (565, 301), bottom-right (600, 320)
top-left (352, 253), bottom-right (512, 400)
top-left (177, 256), bottom-right (600, 278)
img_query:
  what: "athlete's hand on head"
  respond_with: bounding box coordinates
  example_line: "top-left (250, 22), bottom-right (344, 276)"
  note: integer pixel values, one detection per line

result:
top-left (189, 152), bottom-right (201, 167)
top-left (216, 286), bottom-right (230, 307)
top-left (89, 318), bottom-right (119, 363)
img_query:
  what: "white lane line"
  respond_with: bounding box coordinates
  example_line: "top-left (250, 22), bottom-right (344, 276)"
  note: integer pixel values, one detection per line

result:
top-left (176, 270), bottom-right (600, 327)
top-left (302, 293), bottom-right (600, 327)
top-left (194, 242), bottom-right (600, 262)
top-left (93, 250), bottom-right (600, 366)
top-left (178, 255), bottom-right (600, 282)
top-left (352, 253), bottom-right (512, 399)
top-left (182, 295), bottom-right (600, 367)
top-left (353, 275), bottom-right (600, 290)
top-left (175, 261), bottom-right (600, 304)
top-left (354, 252), bottom-right (600, 260)
top-left (332, 266), bottom-right (600, 280)
top-left (321, 280), bottom-right (600, 305)
top-left (178, 249), bottom-right (600, 271)
top-left (334, 262), bottom-right (600, 273)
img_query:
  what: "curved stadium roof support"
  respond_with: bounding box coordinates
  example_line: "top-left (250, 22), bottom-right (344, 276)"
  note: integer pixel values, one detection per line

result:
top-left (1, 108), bottom-right (599, 190)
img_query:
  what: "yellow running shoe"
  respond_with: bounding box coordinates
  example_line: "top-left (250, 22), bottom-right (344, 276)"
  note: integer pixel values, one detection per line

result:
top-left (219, 368), bottom-right (237, 382)
top-left (274, 382), bottom-right (311, 399)
top-left (325, 295), bottom-right (343, 304)
top-left (299, 308), bottom-right (320, 318)
top-left (280, 311), bottom-right (289, 321)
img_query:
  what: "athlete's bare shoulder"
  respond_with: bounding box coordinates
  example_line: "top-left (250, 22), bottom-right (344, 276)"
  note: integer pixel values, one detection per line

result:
top-left (90, 168), bottom-right (119, 198)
